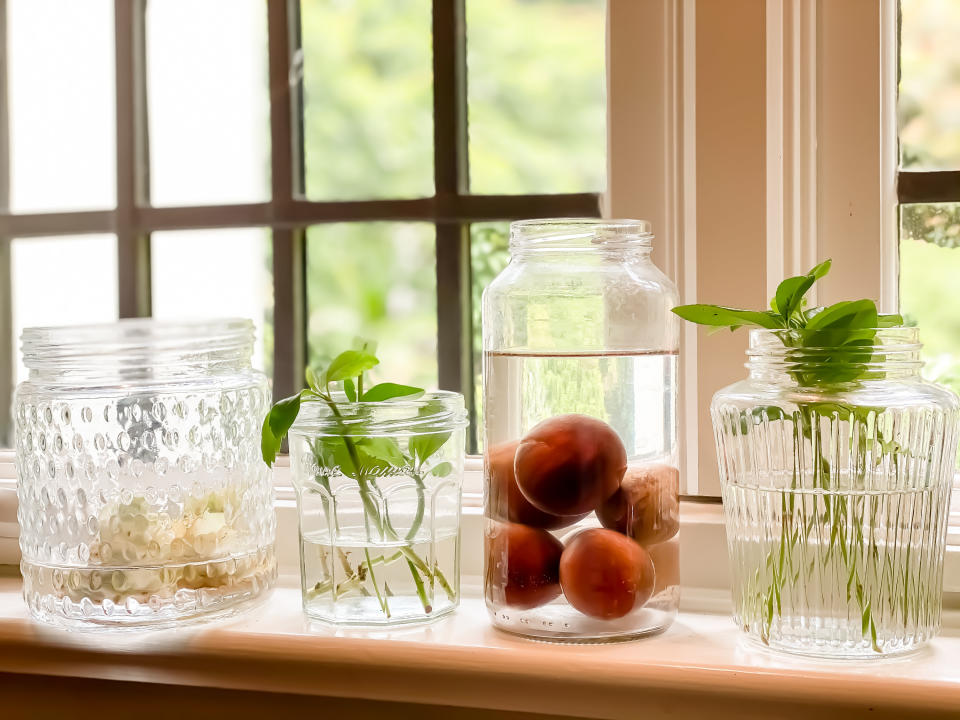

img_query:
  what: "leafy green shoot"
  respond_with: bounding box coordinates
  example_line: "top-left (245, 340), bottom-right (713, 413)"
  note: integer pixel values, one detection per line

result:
top-left (260, 339), bottom-right (424, 467)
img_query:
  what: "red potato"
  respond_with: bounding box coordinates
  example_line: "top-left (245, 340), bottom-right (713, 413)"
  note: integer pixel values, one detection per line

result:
top-left (486, 440), bottom-right (588, 530)
top-left (514, 414), bottom-right (627, 517)
top-left (559, 528), bottom-right (655, 620)
top-left (485, 521), bottom-right (564, 610)
top-left (597, 463), bottom-right (680, 546)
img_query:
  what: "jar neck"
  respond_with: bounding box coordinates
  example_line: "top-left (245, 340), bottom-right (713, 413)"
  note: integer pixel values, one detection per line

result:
top-left (21, 318), bottom-right (255, 383)
top-left (508, 218), bottom-right (653, 260)
top-left (746, 327), bottom-right (923, 386)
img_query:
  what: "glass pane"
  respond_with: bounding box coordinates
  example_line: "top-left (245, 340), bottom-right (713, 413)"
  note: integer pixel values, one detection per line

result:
top-left (146, 0), bottom-right (270, 206)
top-left (470, 222), bottom-right (510, 451)
top-left (11, 235), bottom-right (118, 384)
top-left (306, 223), bottom-right (436, 388)
top-left (151, 229), bottom-right (273, 375)
top-left (466, 0), bottom-right (606, 194)
top-left (900, 203), bottom-right (960, 401)
top-left (299, 0), bottom-right (434, 200)
top-left (899, 0), bottom-right (960, 169)
top-left (7, 0), bottom-right (116, 212)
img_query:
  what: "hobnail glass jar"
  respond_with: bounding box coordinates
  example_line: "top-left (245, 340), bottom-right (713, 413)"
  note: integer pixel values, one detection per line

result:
top-left (482, 219), bottom-right (680, 641)
top-left (713, 327), bottom-right (960, 657)
top-left (15, 319), bottom-right (277, 629)
top-left (289, 391), bottom-right (468, 625)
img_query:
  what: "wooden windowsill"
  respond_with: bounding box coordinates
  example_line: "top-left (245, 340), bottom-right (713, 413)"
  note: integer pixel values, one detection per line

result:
top-left (1, 575), bottom-right (959, 719)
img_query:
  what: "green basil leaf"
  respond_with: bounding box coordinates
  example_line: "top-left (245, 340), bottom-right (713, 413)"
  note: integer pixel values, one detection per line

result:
top-left (808, 259), bottom-right (832, 280)
top-left (878, 313), bottom-right (904, 328)
top-left (261, 392), bottom-right (302, 466)
top-left (358, 437), bottom-right (407, 467)
top-left (805, 299), bottom-right (878, 331)
top-left (261, 416), bottom-right (280, 468)
top-left (343, 378), bottom-right (357, 402)
top-left (326, 349), bottom-right (379, 382)
top-left (774, 275), bottom-right (817, 322)
top-left (672, 304), bottom-right (784, 329)
top-left (430, 461), bottom-right (453, 478)
top-left (360, 382), bottom-right (424, 402)
top-left (409, 432), bottom-right (451, 465)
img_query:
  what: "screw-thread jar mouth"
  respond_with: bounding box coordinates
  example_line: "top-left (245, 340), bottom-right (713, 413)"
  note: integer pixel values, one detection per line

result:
top-left (291, 390), bottom-right (468, 437)
top-left (509, 218), bottom-right (653, 254)
top-left (746, 327), bottom-right (923, 385)
top-left (20, 318), bottom-right (255, 382)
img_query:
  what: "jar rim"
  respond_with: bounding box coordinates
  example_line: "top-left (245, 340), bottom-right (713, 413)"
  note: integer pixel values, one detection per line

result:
top-left (509, 218), bottom-right (653, 251)
top-left (291, 390), bottom-right (469, 436)
top-left (20, 317), bottom-right (255, 370)
top-left (746, 326), bottom-right (923, 383)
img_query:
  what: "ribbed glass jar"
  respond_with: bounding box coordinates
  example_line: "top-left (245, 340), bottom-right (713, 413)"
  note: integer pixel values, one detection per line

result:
top-left (482, 219), bottom-right (680, 641)
top-left (713, 327), bottom-right (960, 657)
top-left (289, 391), bottom-right (468, 625)
top-left (15, 319), bottom-right (276, 629)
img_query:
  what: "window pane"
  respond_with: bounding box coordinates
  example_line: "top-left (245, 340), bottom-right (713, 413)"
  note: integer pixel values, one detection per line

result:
top-left (899, 0), bottom-right (960, 169)
top-left (151, 229), bottom-right (273, 375)
top-left (466, 0), bottom-right (606, 194)
top-left (470, 222), bottom-right (510, 451)
top-left (146, 0), bottom-right (270, 206)
top-left (299, 0), bottom-right (434, 200)
top-left (900, 203), bottom-right (960, 402)
top-left (11, 235), bottom-right (118, 384)
top-left (306, 224), bottom-right (436, 388)
top-left (7, 0), bottom-right (116, 212)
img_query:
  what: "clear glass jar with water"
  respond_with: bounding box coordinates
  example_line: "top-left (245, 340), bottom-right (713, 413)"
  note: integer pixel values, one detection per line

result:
top-left (713, 327), bottom-right (959, 657)
top-left (482, 219), bottom-right (680, 641)
top-left (288, 391), bottom-right (468, 625)
top-left (15, 319), bottom-right (277, 628)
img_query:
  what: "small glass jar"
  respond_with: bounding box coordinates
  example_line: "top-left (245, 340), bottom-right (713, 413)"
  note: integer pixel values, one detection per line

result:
top-left (288, 391), bottom-right (468, 625)
top-left (15, 319), bottom-right (277, 629)
top-left (713, 327), bottom-right (960, 657)
top-left (482, 219), bottom-right (680, 641)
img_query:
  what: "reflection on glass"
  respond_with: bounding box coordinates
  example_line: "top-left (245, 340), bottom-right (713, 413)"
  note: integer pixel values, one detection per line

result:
top-left (466, 0), bottom-right (606, 194)
top-left (151, 229), bottom-right (274, 375)
top-left (7, 0), bottom-right (116, 212)
top-left (470, 223), bottom-right (511, 451)
top-left (899, 0), bottom-right (960, 169)
top-left (300, 0), bottom-right (434, 200)
top-left (900, 203), bottom-right (960, 405)
top-left (146, 0), bottom-right (270, 206)
top-left (306, 223), bottom-right (437, 389)
top-left (10, 235), bottom-right (119, 384)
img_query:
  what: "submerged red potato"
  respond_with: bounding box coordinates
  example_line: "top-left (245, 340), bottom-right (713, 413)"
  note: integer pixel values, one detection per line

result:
top-left (559, 528), bottom-right (655, 620)
top-left (485, 521), bottom-right (564, 610)
top-left (597, 463), bottom-right (680, 546)
top-left (486, 440), bottom-right (588, 530)
top-left (514, 414), bottom-right (627, 517)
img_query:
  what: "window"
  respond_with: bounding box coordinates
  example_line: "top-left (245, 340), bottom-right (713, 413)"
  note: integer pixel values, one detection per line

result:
top-left (898, 0), bottom-right (960, 406)
top-left (0, 0), bottom-right (608, 452)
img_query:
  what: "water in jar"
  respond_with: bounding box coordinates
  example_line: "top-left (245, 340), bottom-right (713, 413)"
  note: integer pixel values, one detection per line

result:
top-left (483, 350), bottom-right (679, 640)
top-left (725, 478), bottom-right (950, 657)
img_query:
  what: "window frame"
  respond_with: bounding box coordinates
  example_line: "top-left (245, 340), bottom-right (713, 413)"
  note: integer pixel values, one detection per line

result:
top-left (0, 0), bottom-right (605, 450)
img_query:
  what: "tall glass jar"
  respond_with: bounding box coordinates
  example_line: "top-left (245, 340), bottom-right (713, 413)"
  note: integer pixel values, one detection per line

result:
top-left (482, 219), bottom-right (680, 641)
top-left (713, 327), bottom-right (960, 657)
top-left (288, 391), bottom-right (468, 625)
top-left (15, 319), bottom-right (276, 629)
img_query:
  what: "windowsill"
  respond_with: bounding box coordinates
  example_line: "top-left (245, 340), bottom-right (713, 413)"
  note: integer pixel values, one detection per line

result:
top-left (1, 575), bottom-right (960, 719)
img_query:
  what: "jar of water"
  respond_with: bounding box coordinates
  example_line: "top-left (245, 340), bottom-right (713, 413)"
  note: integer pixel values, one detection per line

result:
top-left (482, 219), bottom-right (680, 641)
top-left (15, 319), bottom-right (276, 628)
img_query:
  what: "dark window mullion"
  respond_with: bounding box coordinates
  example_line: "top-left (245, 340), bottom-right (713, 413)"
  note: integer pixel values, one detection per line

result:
top-left (268, 0), bottom-right (305, 402)
top-left (898, 170), bottom-right (960, 205)
top-left (114, 0), bottom-right (151, 319)
top-left (432, 0), bottom-right (472, 441)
